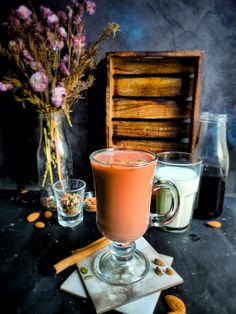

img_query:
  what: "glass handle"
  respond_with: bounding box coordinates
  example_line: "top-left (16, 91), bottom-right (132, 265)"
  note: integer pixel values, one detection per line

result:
top-left (149, 179), bottom-right (180, 228)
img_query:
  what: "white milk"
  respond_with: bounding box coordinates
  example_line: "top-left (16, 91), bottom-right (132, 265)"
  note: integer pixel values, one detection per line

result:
top-left (155, 166), bottom-right (200, 230)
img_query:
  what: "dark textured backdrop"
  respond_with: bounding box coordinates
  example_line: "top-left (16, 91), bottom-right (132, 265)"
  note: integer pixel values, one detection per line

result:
top-left (0, 0), bottom-right (235, 194)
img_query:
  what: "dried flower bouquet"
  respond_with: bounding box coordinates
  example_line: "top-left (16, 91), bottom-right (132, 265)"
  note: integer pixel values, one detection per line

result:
top-left (0, 0), bottom-right (119, 204)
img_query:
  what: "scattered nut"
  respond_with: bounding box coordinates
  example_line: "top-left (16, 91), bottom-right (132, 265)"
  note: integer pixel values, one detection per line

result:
top-left (80, 266), bottom-right (88, 274)
top-left (84, 275), bottom-right (93, 280)
top-left (154, 258), bottom-right (166, 267)
top-left (34, 221), bottom-right (45, 229)
top-left (165, 295), bottom-right (186, 313)
top-left (44, 210), bottom-right (53, 219)
top-left (154, 266), bottom-right (164, 276)
top-left (88, 204), bottom-right (96, 211)
top-left (189, 233), bottom-right (201, 241)
top-left (20, 188), bottom-right (29, 194)
top-left (26, 212), bottom-right (40, 222)
top-left (165, 268), bottom-right (176, 276)
top-left (84, 197), bottom-right (96, 212)
top-left (206, 221), bottom-right (222, 228)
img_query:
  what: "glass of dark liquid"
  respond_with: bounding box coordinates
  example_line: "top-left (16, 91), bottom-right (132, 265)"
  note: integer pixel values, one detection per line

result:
top-left (193, 112), bottom-right (229, 218)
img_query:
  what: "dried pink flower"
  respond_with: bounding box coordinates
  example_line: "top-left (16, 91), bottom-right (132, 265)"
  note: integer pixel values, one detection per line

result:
top-left (73, 14), bottom-right (82, 25)
top-left (22, 49), bottom-right (34, 62)
top-left (85, 1), bottom-right (96, 15)
top-left (66, 5), bottom-right (73, 20)
top-left (72, 34), bottom-right (86, 50)
top-left (78, 4), bottom-right (85, 17)
top-left (47, 13), bottom-right (59, 26)
top-left (30, 62), bottom-right (43, 71)
top-left (57, 11), bottom-right (68, 23)
top-left (0, 82), bottom-right (14, 91)
top-left (46, 31), bottom-right (64, 51)
top-left (71, 0), bottom-right (79, 9)
top-left (58, 27), bottom-right (67, 40)
top-left (40, 6), bottom-right (53, 19)
top-left (29, 71), bottom-right (49, 93)
top-left (16, 38), bottom-right (24, 50)
top-left (53, 40), bottom-right (64, 51)
top-left (35, 22), bottom-right (44, 33)
top-left (8, 40), bottom-right (20, 55)
top-left (60, 62), bottom-right (70, 76)
top-left (62, 55), bottom-right (69, 64)
top-left (16, 5), bottom-right (32, 21)
top-left (8, 16), bottom-right (20, 28)
top-left (8, 40), bottom-right (17, 50)
top-left (51, 86), bottom-right (66, 108)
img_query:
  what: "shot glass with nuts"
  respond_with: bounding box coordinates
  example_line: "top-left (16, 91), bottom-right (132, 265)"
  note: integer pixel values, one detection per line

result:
top-left (53, 179), bottom-right (86, 228)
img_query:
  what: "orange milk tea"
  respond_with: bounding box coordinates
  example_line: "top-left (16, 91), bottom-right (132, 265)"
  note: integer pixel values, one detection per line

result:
top-left (90, 150), bottom-right (157, 242)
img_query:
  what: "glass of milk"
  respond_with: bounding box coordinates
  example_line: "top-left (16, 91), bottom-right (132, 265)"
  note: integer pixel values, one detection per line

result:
top-left (153, 152), bottom-right (202, 233)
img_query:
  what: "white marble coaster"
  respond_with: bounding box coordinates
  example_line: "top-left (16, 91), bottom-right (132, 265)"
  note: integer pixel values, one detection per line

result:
top-left (60, 252), bottom-right (174, 314)
top-left (66, 237), bottom-right (183, 313)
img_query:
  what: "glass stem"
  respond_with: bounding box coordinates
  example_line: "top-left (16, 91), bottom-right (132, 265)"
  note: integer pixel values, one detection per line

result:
top-left (109, 241), bottom-right (136, 263)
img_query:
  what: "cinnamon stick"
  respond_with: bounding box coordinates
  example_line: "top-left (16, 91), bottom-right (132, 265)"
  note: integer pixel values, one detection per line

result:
top-left (71, 236), bottom-right (107, 254)
top-left (53, 236), bottom-right (110, 274)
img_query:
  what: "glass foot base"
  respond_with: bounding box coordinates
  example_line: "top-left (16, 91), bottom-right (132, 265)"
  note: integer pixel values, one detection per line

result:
top-left (161, 224), bottom-right (190, 233)
top-left (93, 248), bottom-right (150, 286)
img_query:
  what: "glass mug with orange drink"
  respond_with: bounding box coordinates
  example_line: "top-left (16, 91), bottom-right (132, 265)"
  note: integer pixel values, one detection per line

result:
top-left (90, 148), bottom-right (180, 285)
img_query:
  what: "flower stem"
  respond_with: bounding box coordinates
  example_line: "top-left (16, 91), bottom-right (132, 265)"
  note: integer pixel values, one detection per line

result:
top-left (53, 119), bottom-right (63, 183)
top-left (42, 127), bottom-right (54, 187)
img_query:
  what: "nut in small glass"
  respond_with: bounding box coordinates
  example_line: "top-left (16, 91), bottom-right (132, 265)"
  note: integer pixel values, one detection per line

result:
top-left (53, 179), bottom-right (86, 228)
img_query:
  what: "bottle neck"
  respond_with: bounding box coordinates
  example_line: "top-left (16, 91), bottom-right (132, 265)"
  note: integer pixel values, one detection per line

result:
top-left (194, 119), bottom-right (229, 175)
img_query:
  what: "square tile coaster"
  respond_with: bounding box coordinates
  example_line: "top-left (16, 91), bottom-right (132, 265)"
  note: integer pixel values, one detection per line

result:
top-left (76, 237), bottom-right (183, 314)
top-left (60, 252), bottom-right (174, 314)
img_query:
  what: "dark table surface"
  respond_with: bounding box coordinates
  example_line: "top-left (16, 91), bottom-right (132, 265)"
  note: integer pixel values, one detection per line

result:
top-left (0, 190), bottom-right (235, 314)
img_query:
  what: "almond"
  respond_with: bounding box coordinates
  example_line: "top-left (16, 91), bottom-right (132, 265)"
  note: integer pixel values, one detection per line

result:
top-left (154, 258), bottom-right (166, 267)
top-left (206, 221), bottom-right (222, 228)
top-left (165, 295), bottom-right (186, 313)
top-left (154, 266), bottom-right (163, 276)
top-left (165, 268), bottom-right (176, 276)
top-left (34, 221), bottom-right (45, 229)
top-left (88, 204), bottom-right (96, 212)
top-left (84, 197), bottom-right (96, 205)
top-left (44, 210), bottom-right (53, 219)
top-left (84, 197), bottom-right (96, 212)
top-left (26, 212), bottom-right (40, 222)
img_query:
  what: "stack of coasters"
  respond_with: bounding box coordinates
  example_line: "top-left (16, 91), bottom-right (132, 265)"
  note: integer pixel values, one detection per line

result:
top-left (61, 237), bottom-right (183, 314)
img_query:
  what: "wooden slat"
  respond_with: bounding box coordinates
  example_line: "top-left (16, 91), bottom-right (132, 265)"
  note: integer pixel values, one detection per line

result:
top-left (112, 99), bottom-right (192, 119)
top-left (111, 139), bottom-right (189, 153)
top-left (112, 120), bottom-right (190, 138)
top-left (107, 50), bottom-right (203, 59)
top-left (112, 57), bottom-right (196, 75)
top-left (113, 77), bottom-right (194, 97)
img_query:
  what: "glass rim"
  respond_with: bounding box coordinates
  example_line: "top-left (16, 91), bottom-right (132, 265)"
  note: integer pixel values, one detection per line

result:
top-left (89, 148), bottom-right (157, 167)
top-left (199, 111), bottom-right (227, 123)
top-left (156, 151), bottom-right (202, 167)
top-left (53, 178), bottom-right (86, 192)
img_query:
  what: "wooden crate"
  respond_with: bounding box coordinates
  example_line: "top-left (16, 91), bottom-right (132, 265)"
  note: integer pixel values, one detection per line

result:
top-left (105, 50), bottom-right (202, 153)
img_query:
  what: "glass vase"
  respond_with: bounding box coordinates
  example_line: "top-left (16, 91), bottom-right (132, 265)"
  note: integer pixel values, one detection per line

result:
top-left (37, 112), bottom-right (73, 210)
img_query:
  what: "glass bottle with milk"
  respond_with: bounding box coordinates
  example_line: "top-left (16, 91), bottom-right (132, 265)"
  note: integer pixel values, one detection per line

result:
top-left (154, 152), bottom-right (202, 233)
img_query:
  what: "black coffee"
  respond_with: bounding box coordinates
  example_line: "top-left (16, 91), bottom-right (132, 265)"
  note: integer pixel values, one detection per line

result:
top-left (194, 167), bottom-right (226, 218)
